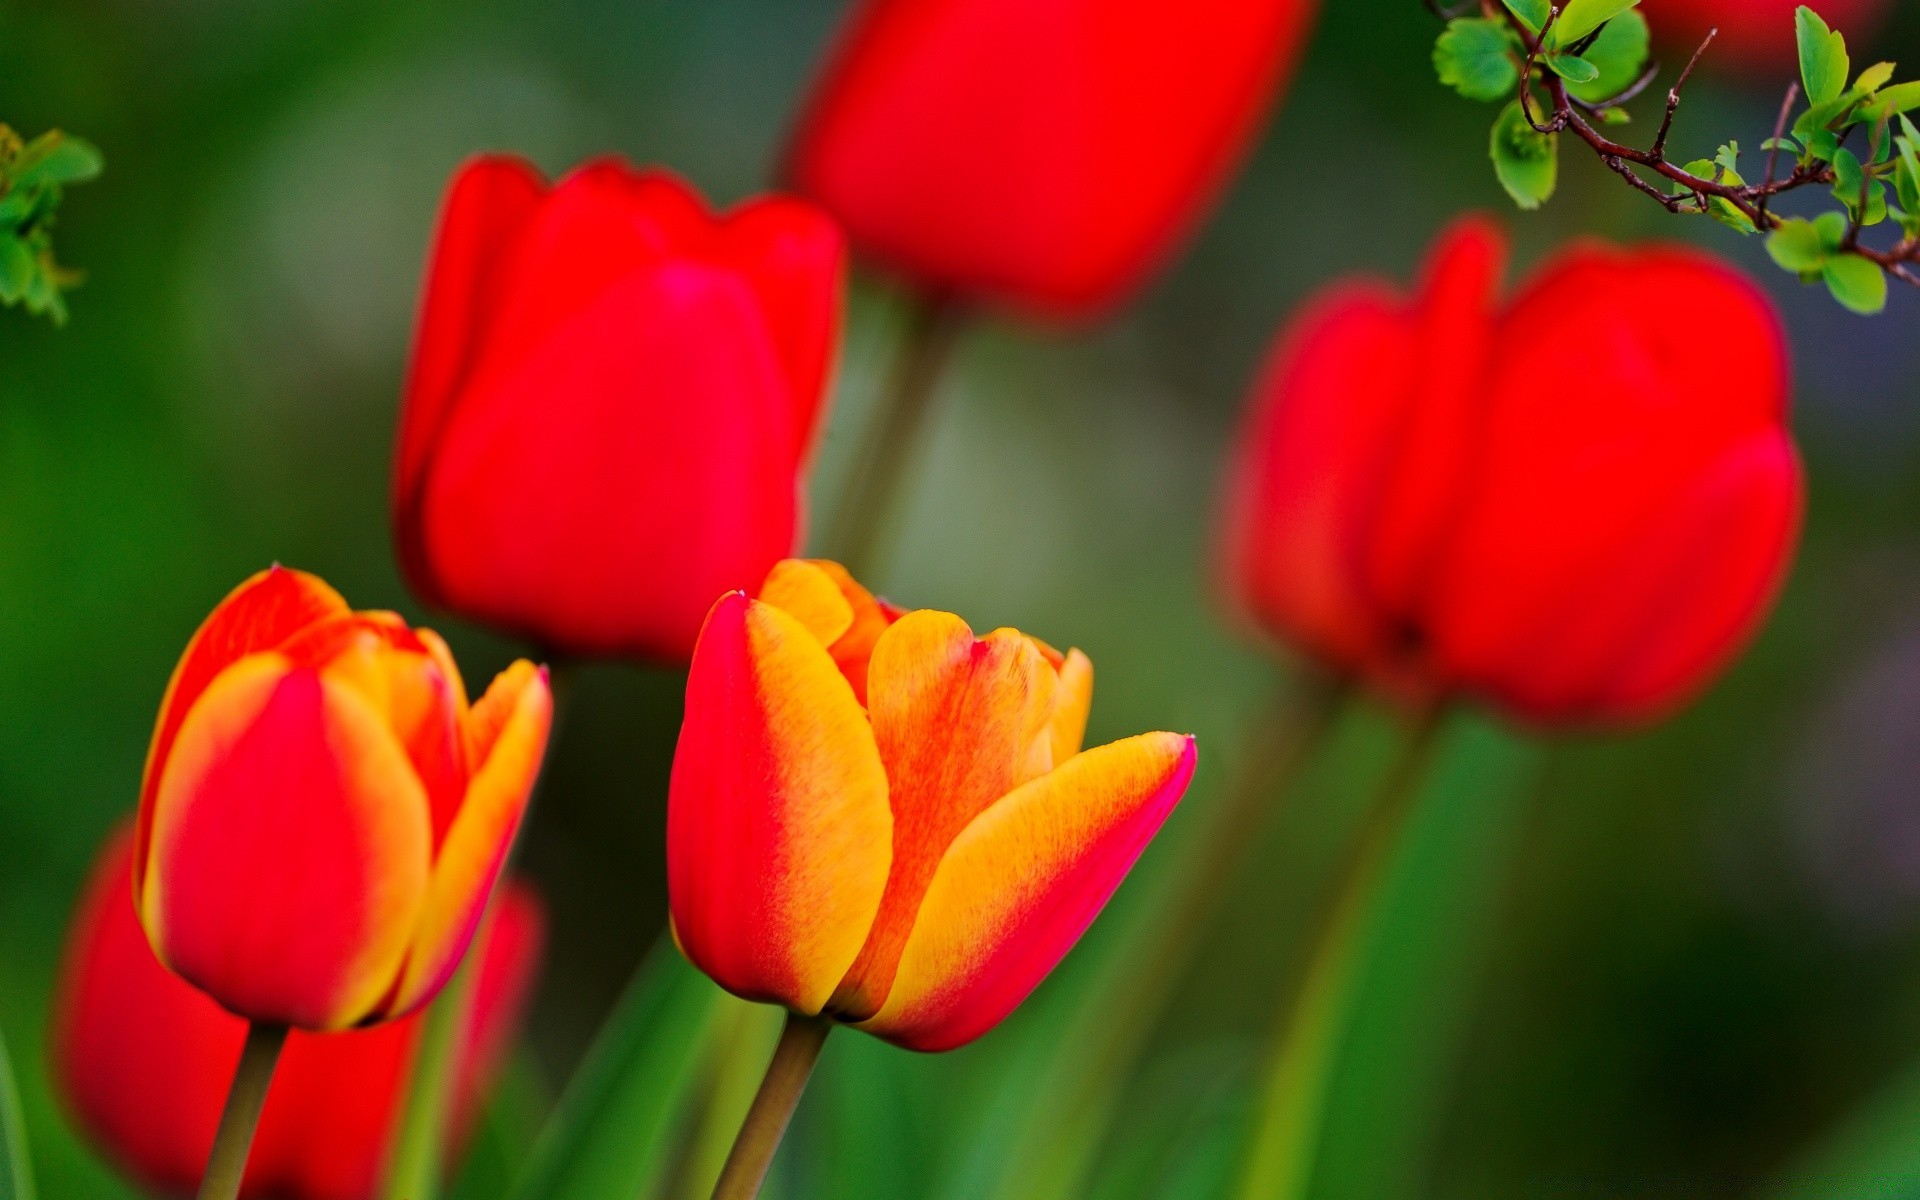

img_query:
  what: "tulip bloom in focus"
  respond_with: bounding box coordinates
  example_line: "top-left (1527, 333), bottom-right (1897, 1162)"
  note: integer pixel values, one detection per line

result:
top-left (786, 0), bottom-right (1318, 319)
top-left (394, 157), bottom-right (846, 661)
top-left (1642, 0), bottom-right (1884, 71)
top-left (134, 566), bottom-right (552, 1030)
top-left (56, 826), bottom-right (543, 1200)
top-left (669, 560), bottom-right (1197, 1052)
top-left (1221, 218), bottom-right (1804, 725)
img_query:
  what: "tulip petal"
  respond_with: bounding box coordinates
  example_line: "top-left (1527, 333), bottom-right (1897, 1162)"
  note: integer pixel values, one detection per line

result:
top-left (668, 593), bottom-right (892, 1015)
top-left (859, 732), bottom-right (1197, 1052)
top-left (717, 198), bottom-right (847, 454)
top-left (387, 660), bottom-right (551, 1018)
top-left (758, 559), bottom-right (857, 648)
top-left (830, 611), bottom-right (1057, 1019)
top-left (136, 566), bottom-right (349, 897)
top-left (396, 155), bottom-right (547, 521)
top-left (1048, 649), bottom-right (1094, 765)
top-left (142, 655), bottom-right (431, 1030)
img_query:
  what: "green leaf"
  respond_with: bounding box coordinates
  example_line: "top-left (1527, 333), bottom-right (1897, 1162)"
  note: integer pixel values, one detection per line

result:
top-left (1767, 218), bottom-right (1831, 274)
top-left (10, 134), bottom-right (102, 190)
top-left (1502, 0), bottom-right (1552, 34)
top-left (1565, 11), bottom-right (1651, 104)
top-left (0, 239), bottom-right (30, 305)
top-left (1878, 80), bottom-right (1920, 114)
top-left (1716, 141), bottom-right (1742, 174)
top-left (1547, 54), bottom-right (1600, 84)
top-left (1554, 0), bottom-right (1641, 45)
top-left (1823, 253), bottom-right (1888, 313)
top-left (1815, 209), bottom-right (1852, 248)
top-left (1854, 61), bottom-right (1897, 95)
top-left (1434, 19), bottom-right (1520, 103)
top-left (0, 1028), bottom-right (34, 1200)
top-left (509, 946), bottom-right (730, 1200)
top-left (1490, 100), bottom-right (1558, 210)
top-left (1798, 6), bottom-right (1851, 105)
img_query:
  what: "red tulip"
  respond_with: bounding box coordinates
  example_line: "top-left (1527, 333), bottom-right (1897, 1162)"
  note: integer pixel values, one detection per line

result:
top-left (56, 825), bottom-right (544, 1200)
top-left (394, 156), bottom-right (847, 661)
top-left (785, 0), bottom-right (1319, 320)
top-left (135, 566), bottom-right (551, 1031)
top-left (1220, 218), bottom-right (1804, 725)
top-left (1641, 0), bottom-right (1885, 72)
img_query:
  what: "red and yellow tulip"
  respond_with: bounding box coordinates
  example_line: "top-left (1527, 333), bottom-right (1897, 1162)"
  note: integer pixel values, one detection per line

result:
top-left (668, 559), bottom-right (1197, 1053)
top-left (133, 566), bottom-right (552, 1031)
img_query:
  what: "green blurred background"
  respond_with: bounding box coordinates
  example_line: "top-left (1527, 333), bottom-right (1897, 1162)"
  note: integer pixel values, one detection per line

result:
top-left (9, 0), bottom-right (1920, 1195)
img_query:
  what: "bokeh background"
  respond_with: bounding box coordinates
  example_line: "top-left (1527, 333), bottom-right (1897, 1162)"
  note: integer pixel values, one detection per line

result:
top-left (8, 0), bottom-right (1920, 1195)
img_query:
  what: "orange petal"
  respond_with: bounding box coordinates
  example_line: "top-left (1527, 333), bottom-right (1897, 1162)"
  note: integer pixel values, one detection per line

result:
top-left (141, 654), bottom-right (431, 1031)
top-left (859, 732), bottom-right (1197, 1052)
top-left (829, 611), bottom-right (1057, 1020)
top-left (136, 568), bottom-right (348, 897)
top-left (758, 559), bottom-right (856, 647)
top-left (385, 661), bottom-right (551, 1018)
top-left (1048, 649), bottom-right (1094, 765)
top-left (667, 592), bottom-right (891, 1015)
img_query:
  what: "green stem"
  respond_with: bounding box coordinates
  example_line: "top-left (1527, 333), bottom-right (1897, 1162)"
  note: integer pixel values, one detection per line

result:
top-left (197, 1022), bottom-right (288, 1200)
top-left (379, 953), bottom-right (479, 1200)
top-left (1235, 707), bottom-right (1448, 1200)
top-left (822, 292), bottom-right (968, 580)
top-left (989, 669), bottom-right (1350, 1199)
top-left (709, 1012), bottom-right (832, 1200)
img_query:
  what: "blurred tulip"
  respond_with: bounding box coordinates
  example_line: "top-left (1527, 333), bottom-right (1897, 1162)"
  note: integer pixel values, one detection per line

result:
top-left (134, 566), bottom-right (552, 1031)
top-left (56, 825), bottom-right (543, 1200)
top-left (1641, 0), bottom-right (1885, 72)
top-left (1221, 218), bottom-right (1804, 725)
top-left (668, 559), bottom-right (1197, 1053)
top-left (785, 0), bottom-right (1319, 320)
top-left (394, 156), bottom-right (846, 662)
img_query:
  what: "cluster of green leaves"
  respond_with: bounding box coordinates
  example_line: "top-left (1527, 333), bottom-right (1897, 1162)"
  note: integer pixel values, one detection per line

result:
top-left (1431, 2), bottom-right (1920, 315)
top-left (1433, 0), bottom-right (1651, 210)
top-left (0, 125), bottom-right (102, 326)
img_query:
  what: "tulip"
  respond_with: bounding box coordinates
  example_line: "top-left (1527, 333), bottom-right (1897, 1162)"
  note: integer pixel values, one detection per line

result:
top-left (1641, 0), bottom-right (1885, 72)
top-left (1220, 217), bottom-right (1805, 726)
top-left (134, 565), bottom-right (552, 1032)
top-left (785, 0), bottom-right (1319, 320)
top-left (55, 825), bottom-right (544, 1200)
top-left (668, 558), bottom-right (1197, 1053)
top-left (393, 156), bottom-right (847, 662)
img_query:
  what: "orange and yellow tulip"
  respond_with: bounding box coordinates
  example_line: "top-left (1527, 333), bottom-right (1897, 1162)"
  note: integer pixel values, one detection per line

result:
top-left (668, 559), bottom-right (1197, 1053)
top-left (133, 565), bottom-right (552, 1032)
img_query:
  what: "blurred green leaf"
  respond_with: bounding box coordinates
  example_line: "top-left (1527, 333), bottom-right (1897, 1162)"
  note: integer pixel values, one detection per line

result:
top-left (1768, 218), bottom-right (1832, 274)
top-left (665, 999), bottom-right (782, 1200)
top-left (1434, 19), bottom-right (1520, 103)
top-left (1878, 81), bottom-right (1920, 114)
top-left (1564, 11), bottom-right (1650, 105)
top-left (509, 946), bottom-right (727, 1200)
top-left (1503, 0), bottom-right (1551, 35)
top-left (1554, 0), bottom-right (1640, 45)
top-left (1775, 1060), bottom-right (1920, 1198)
top-left (1823, 254), bottom-right (1887, 314)
top-left (10, 134), bottom-right (102, 190)
top-left (1798, 7), bottom-right (1851, 105)
top-left (1853, 61), bottom-right (1897, 96)
top-left (0, 240), bottom-right (29, 305)
top-left (0, 1028), bottom-right (34, 1200)
top-left (1490, 100), bottom-right (1558, 210)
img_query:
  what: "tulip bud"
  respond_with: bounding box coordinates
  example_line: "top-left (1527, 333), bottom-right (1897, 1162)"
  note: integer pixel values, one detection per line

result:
top-left (785, 0), bottom-right (1318, 320)
top-left (1220, 218), bottom-right (1805, 726)
top-left (1642, 0), bottom-right (1885, 72)
top-left (56, 825), bottom-right (543, 1200)
top-left (134, 566), bottom-right (552, 1030)
top-left (668, 559), bottom-right (1196, 1053)
top-left (394, 157), bottom-right (847, 662)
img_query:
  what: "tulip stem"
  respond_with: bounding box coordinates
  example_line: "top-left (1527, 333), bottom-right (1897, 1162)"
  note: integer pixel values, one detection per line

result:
top-left (378, 952), bottom-right (479, 1200)
top-left (1236, 706), bottom-right (1448, 1200)
top-left (709, 1011), bottom-right (832, 1200)
top-left (823, 291), bottom-right (967, 579)
top-left (197, 1022), bottom-right (288, 1200)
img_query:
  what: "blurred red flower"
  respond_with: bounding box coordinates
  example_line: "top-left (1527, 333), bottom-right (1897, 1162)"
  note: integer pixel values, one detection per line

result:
top-left (785, 0), bottom-right (1319, 321)
top-left (1220, 217), bottom-right (1805, 725)
top-left (395, 157), bottom-right (846, 662)
top-left (55, 825), bottom-right (543, 1200)
top-left (1641, 0), bottom-right (1885, 73)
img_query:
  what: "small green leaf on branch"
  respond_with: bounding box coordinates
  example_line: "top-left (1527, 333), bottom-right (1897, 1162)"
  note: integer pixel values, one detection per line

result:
top-left (1554, 0), bottom-right (1641, 45)
top-left (1435, 19), bottom-right (1521, 102)
top-left (1564, 11), bottom-right (1651, 105)
top-left (1503, 0), bottom-right (1552, 35)
top-left (1797, 7), bottom-right (1851, 106)
top-left (1491, 99), bottom-right (1558, 209)
top-left (1823, 253), bottom-right (1887, 313)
